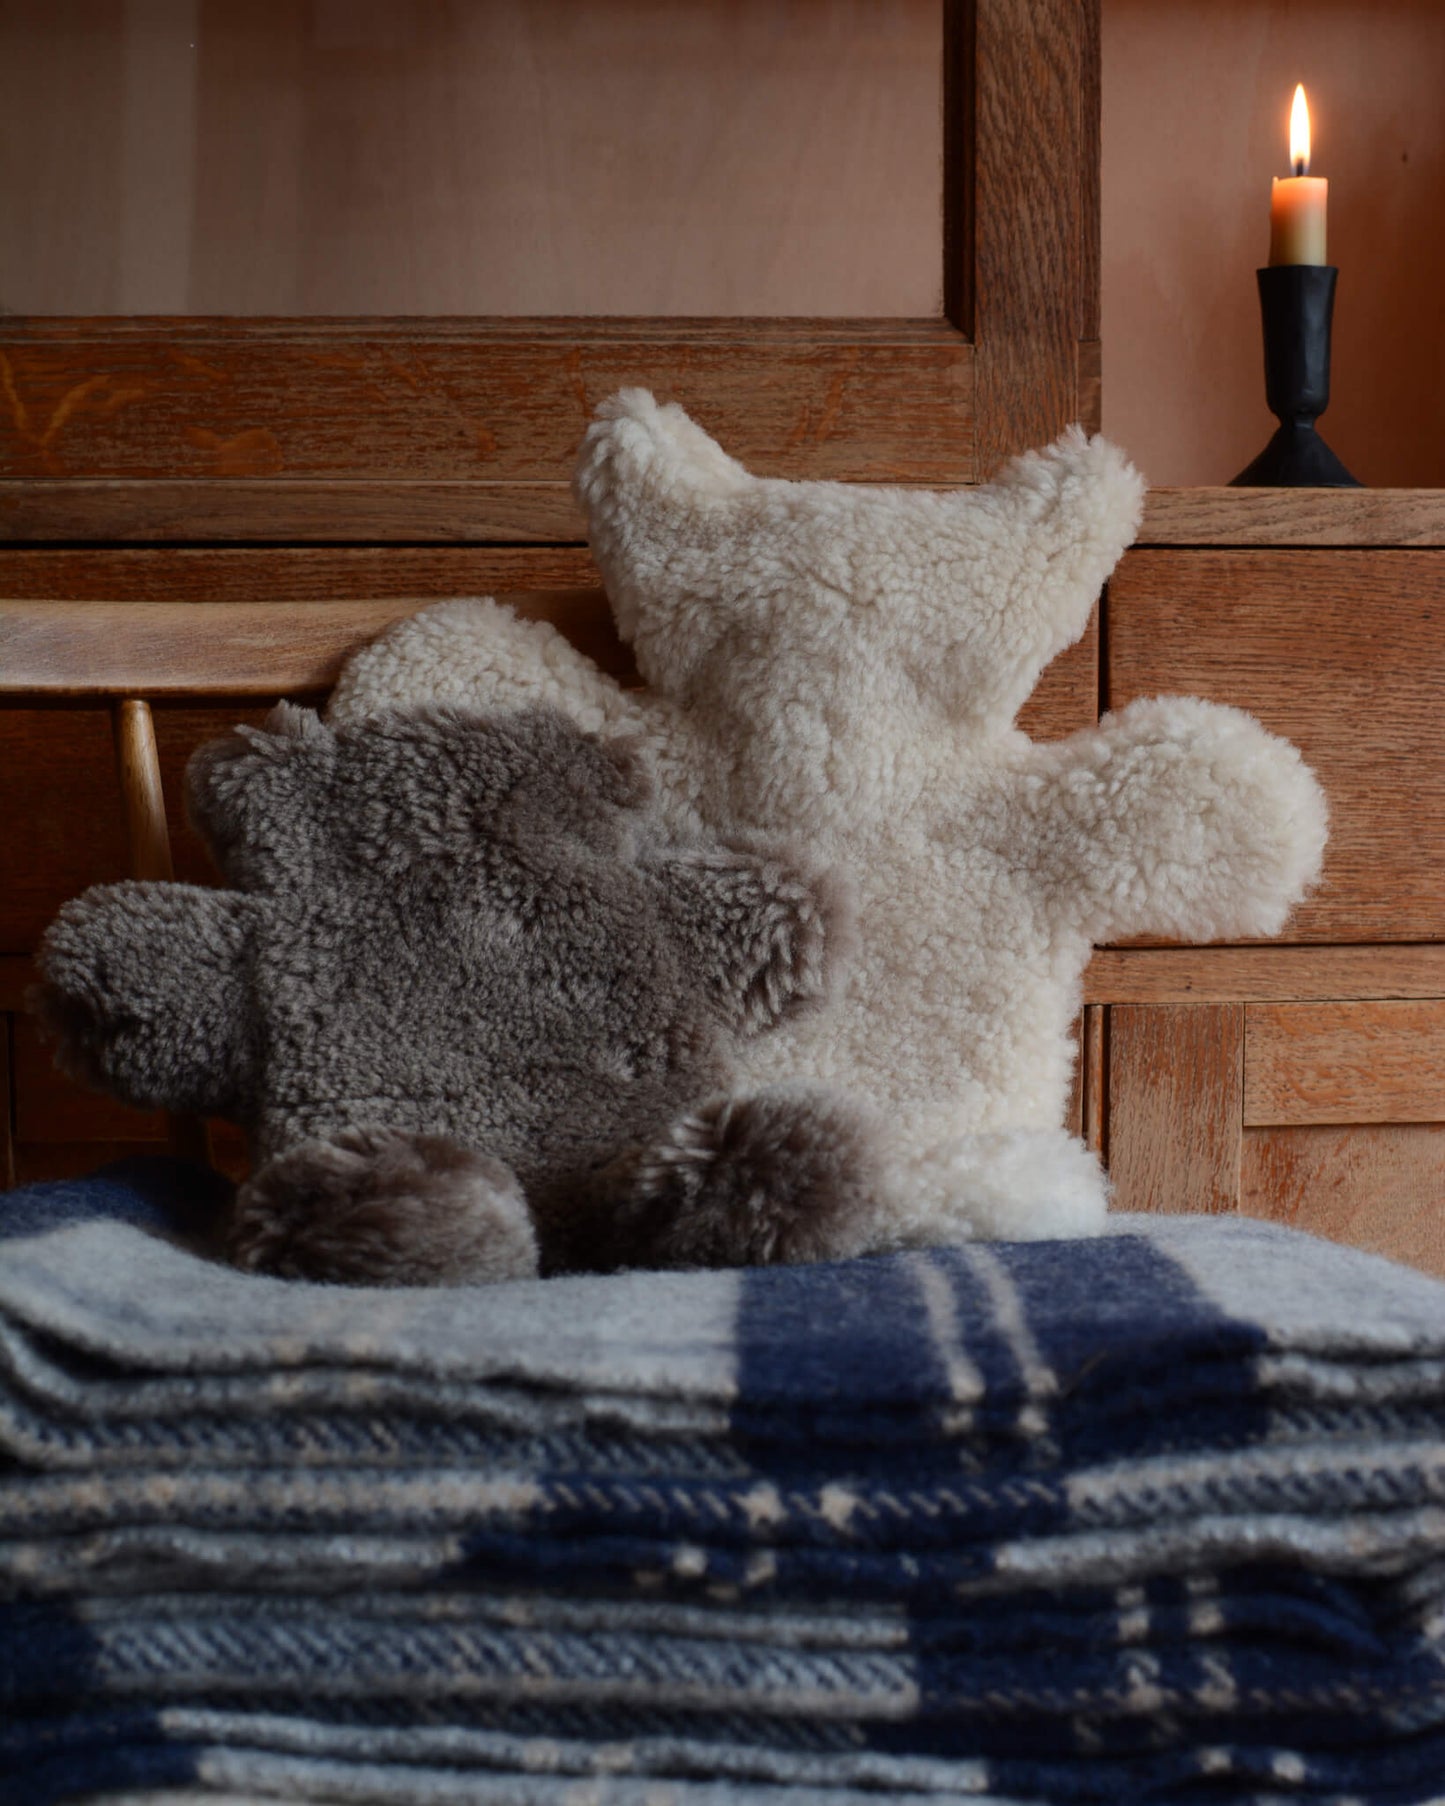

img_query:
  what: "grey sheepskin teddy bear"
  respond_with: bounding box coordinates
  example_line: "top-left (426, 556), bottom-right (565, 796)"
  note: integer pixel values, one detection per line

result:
top-left (34, 704), bottom-right (881, 1285)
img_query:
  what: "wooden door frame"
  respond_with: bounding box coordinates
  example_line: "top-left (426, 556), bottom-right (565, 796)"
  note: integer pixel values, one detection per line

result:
top-left (0, 0), bottom-right (1101, 544)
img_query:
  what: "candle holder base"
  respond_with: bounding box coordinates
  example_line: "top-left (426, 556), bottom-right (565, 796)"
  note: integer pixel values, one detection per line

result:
top-left (1231, 420), bottom-right (1359, 487)
top-left (1230, 264), bottom-right (1360, 489)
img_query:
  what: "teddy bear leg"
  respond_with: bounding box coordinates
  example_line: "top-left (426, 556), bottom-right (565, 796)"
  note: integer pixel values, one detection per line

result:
top-left (886, 1126), bottom-right (1110, 1245)
top-left (580, 1085), bottom-right (886, 1272)
top-left (228, 1126), bottom-right (540, 1286)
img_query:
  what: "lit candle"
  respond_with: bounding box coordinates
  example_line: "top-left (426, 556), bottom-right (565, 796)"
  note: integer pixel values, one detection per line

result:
top-left (1269, 84), bottom-right (1328, 265)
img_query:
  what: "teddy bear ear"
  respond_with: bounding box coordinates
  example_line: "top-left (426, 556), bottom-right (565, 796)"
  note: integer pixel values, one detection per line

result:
top-left (262, 701), bottom-right (331, 742)
top-left (184, 706), bottom-right (334, 885)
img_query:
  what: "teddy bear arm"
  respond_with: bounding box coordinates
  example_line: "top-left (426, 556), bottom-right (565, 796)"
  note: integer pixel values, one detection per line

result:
top-left (649, 843), bottom-right (841, 1036)
top-left (1026, 698), bottom-right (1328, 944)
top-left (34, 882), bottom-right (260, 1118)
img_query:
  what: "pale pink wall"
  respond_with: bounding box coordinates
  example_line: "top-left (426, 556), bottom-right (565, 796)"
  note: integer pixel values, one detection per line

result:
top-left (0, 0), bottom-right (940, 318)
top-left (1103, 0), bottom-right (1445, 488)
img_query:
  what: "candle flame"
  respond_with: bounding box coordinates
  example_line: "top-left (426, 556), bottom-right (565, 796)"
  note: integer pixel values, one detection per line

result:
top-left (1289, 83), bottom-right (1311, 175)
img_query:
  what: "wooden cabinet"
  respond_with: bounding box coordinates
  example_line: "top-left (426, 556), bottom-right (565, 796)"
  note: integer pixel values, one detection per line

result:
top-left (1082, 490), bottom-right (1445, 1276)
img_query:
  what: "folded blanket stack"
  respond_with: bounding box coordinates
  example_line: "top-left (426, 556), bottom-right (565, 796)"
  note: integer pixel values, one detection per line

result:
top-left (2, 1161), bottom-right (1443, 1805)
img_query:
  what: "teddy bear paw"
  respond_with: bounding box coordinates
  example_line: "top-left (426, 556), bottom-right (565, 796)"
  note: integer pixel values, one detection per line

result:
top-left (590, 1085), bottom-right (885, 1270)
top-left (228, 1125), bottom-right (540, 1286)
top-left (895, 1127), bottom-right (1111, 1244)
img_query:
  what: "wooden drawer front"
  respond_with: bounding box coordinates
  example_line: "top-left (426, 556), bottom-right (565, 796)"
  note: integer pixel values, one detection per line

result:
top-left (1108, 549), bottom-right (1445, 942)
top-left (1106, 996), bottom-right (1445, 1277)
top-left (1240, 1124), bottom-right (1445, 1279)
top-left (1245, 1000), bottom-right (1445, 1126)
top-left (1106, 1003), bottom-right (1242, 1218)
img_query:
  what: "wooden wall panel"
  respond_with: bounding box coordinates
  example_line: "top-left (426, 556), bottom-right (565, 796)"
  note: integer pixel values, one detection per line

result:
top-left (1108, 549), bottom-right (1445, 943)
top-left (1245, 1000), bottom-right (1445, 1127)
top-left (1139, 489), bottom-right (1445, 549)
top-left (0, 325), bottom-right (975, 490)
top-left (1080, 1003), bottom-right (1106, 1154)
top-left (0, 547), bottom-right (598, 601)
top-left (0, 706), bottom-right (131, 953)
top-left (1106, 1003), bottom-right (1244, 1216)
top-left (1241, 1124), bottom-right (1445, 1279)
top-left (1, 0), bottom-right (942, 321)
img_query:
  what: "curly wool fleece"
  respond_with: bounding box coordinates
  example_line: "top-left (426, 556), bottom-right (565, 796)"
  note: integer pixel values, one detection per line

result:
top-left (331, 393), bottom-right (1329, 1248)
top-left (36, 704), bottom-right (883, 1285)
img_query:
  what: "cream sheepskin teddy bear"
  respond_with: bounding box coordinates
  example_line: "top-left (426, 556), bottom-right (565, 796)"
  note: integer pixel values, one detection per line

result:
top-left (330, 392), bottom-right (1328, 1247)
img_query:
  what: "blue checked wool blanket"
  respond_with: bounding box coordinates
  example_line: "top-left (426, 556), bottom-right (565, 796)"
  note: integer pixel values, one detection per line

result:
top-left (2, 1160), bottom-right (1444, 1805)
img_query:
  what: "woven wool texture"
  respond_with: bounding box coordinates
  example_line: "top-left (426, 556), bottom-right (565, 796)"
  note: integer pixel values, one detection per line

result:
top-left (331, 393), bottom-right (1328, 1247)
top-left (2, 1162), bottom-right (1444, 1803)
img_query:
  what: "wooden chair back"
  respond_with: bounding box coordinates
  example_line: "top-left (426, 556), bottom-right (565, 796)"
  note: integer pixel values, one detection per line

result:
top-left (0, 592), bottom-right (610, 880)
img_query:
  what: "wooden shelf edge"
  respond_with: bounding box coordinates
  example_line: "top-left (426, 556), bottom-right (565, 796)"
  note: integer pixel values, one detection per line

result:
top-left (1139, 487), bottom-right (1445, 547)
top-left (1085, 944), bottom-right (1445, 1005)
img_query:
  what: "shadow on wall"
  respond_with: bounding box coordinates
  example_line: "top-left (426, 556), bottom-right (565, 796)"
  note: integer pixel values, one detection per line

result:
top-left (1103, 0), bottom-right (1445, 488)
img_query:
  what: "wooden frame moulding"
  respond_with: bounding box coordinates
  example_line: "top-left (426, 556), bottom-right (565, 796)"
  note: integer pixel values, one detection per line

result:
top-left (0, 0), bottom-right (1103, 544)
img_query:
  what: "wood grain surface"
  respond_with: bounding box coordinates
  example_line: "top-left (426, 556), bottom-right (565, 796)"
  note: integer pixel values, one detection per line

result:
top-left (1021, 616), bottom-right (1098, 744)
top-left (1244, 1000), bottom-right (1445, 1127)
top-left (1081, 1003), bottom-right (1106, 1154)
top-left (0, 704), bottom-right (267, 952)
top-left (1241, 1123), bottom-right (1445, 1278)
top-left (1106, 1003), bottom-right (1244, 1215)
top-left (0, 329), bottom-right (976, 488)
top-left (1141, 489), bottom-right (1445, 548)
top-left (1084, 944), bottom-right (1445, 1004)
top-left (971, 0), bottom-right (1099, 470)
top-left (1108, 549), bottom-right (1445, 943)
top-left (111, 700), bottom-right (174, 880)
top-left (0, 547), bottom-right (599, 601)
top-left (0, 593), bottom-right (626, 695)
top-left (0, 480), bottom-right (588, 543)
top-left (0, 960), bottom-right (31, 1012)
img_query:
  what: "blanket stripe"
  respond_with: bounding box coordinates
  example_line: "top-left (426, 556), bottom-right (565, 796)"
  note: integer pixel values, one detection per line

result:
top-left (1, 1160), bottom-right (1443, 1806)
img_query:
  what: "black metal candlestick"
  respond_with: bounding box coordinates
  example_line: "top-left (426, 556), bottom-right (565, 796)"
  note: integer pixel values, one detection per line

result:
top-left (1231, 264), bottom-right (1360, 486)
